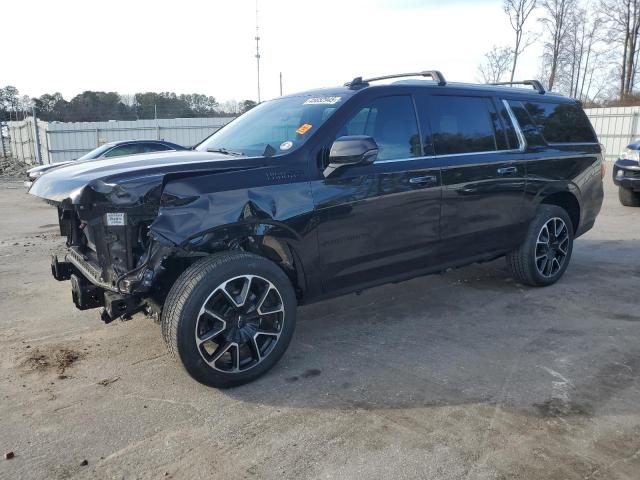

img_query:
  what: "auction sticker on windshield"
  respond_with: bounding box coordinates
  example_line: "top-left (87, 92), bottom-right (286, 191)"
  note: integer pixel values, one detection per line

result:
top-left (296, 124), bottom-right (313, 135)
top-left (303, 96), bottom-right (341, 105)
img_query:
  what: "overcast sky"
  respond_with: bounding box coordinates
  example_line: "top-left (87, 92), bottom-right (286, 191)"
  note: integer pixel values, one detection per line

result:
top-left (2, 0), bottom-right (544, 102)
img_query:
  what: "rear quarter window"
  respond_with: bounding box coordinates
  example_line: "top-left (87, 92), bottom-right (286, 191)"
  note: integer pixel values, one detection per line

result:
top-left (522, 101), bottom-right (596, 144)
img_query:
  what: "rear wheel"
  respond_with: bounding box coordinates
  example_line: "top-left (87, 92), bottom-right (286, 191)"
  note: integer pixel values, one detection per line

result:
top-left (506, 205), bottom-right (574, 287)
top-left (161, 251), bottom-right (297, 388)
top-left (618, 187), bottom-right (640, 207)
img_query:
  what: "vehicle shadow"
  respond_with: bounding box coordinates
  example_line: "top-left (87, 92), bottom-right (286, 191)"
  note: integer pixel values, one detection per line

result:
top-left (220, 238), bottom-right (640, 419)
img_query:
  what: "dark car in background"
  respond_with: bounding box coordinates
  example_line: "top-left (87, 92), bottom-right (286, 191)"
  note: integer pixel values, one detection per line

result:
top-left (613, 140), bottom-right (640, 206)
top-left (24, 140), bottom-right (186, 188)
top-left (29, 71), bottom-right (604, 388)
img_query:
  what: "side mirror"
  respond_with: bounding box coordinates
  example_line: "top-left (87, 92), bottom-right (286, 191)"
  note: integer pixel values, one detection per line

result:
top-left (323, 135), bottom-right (378, 177)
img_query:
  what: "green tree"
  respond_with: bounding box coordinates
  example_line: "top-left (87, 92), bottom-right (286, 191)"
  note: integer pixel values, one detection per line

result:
top-left (239, 100), bottom-right (258, 114)
top-left (66, 91), bottom-right (135, 122)
top-left (179, 93), bottom-right (218, 116)
top-left (33, 92), bottom-right (68, 121)
top-left (0, 86), bottom-right (21, 120)
top-left (134, 92), bottom-right (192, 119)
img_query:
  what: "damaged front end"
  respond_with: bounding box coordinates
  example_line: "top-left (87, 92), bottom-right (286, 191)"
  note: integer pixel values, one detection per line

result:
top-left (29, 150), bottom-right (311, 323)
top-left (49, 179), bottom-right (178, 323)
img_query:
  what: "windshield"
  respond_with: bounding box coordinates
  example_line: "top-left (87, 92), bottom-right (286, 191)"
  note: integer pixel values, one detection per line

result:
top-left (196, 94), bottom-right (349, 157)
top-left (76, 144), bottom-right (113, 161)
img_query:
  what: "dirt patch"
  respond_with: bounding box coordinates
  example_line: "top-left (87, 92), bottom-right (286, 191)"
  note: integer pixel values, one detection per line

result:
top-left (55, 349), bottom-right (82, 375)
top-left (24, 353), bottom-right (50, 371)
top-left (533, 398), bottom-right (593, 418)
top-left (21, 347), bottom-right (85, 376)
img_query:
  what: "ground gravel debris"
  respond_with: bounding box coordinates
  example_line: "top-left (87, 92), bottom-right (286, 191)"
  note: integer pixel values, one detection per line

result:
top-left (0, 157), bottom-right (27, 178)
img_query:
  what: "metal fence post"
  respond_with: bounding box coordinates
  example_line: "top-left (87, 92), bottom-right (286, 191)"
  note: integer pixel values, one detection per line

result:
top-left (0, 122), bottom-right (6, 158)
top-left (44, 128), bottom-right (51, 165)
top-left (17, 120), bottom-right (24, 162)
top-left (155, 105), bottom-right (160, 140)
top-left (630, 111), bottom-right (639, 146)
top-left (32, 107), bottom-right (42, 165)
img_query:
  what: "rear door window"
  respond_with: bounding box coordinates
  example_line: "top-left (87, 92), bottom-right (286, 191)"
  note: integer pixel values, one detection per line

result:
top-left (418, 95), bottom-right (499, 155)
top-left (522, 101), bottom-right (596, 143)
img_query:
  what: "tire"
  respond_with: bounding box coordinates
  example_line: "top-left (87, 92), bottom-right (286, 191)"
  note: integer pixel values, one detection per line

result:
top-left (161, 251), bottom-right (297, 388)
top-left (618, 187), bottom-right (640, 207)
top-left (506, 205), bottom-right (574, 287)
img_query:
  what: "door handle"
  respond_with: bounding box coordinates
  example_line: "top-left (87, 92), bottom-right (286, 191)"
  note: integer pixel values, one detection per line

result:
top-left (497, 166), bottom-right (517, 175)
top-left (409, 175), bottom-right (437, 185)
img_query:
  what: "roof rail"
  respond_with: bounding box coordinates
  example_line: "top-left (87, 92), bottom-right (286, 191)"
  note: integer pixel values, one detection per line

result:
top-left (489, 80), bottom-right (546, 94)
top-left (345, 70), bottom-right (447, 89)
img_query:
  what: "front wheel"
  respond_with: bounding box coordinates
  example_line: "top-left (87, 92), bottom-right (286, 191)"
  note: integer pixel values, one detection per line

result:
top-left (161, 251), bottom-right (297, 388)
top-left (618, 187), bottom-right (640, 207)
top-left (506, 205), bottom-right (574, 287)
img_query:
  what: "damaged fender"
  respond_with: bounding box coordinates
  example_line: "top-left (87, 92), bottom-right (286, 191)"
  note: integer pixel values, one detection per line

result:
top-left (150, 169), bottom-right (318, 295)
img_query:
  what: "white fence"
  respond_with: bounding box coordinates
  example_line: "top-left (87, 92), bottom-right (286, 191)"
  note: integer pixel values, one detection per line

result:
top-left (6, 106), bottom-right (640, 165)
top-left (584, 107), bottom-right (640, 161)
top-left (6, 118), bottom-right (43, 163)
top-left (7, 116), bottom-right (234, 165)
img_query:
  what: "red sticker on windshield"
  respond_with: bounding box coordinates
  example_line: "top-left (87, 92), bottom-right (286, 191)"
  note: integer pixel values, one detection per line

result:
top-left (296, 123), bottom-right (312, 135)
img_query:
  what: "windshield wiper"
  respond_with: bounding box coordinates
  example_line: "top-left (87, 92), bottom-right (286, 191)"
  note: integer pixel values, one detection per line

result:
top-left (206, 147), bottom-right (245, 156)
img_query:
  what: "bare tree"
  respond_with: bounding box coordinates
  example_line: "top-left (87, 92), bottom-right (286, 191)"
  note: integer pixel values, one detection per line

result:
top-left (477, 46), bottom-right (515, 83)
top-left (575, 10), bottom-right (607, 100)
top-left (600, 0), bottom-right (640, 99)
top-left (504, 0), bottom-right (538, 81)
top-left (539, 0), bottom-right (575, 90)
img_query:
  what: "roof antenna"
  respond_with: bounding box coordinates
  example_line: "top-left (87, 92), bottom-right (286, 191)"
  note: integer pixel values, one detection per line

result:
top-left (255, 0), bottom-right (261, 103)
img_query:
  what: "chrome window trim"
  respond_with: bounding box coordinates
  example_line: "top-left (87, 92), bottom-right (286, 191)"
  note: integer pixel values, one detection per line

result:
top-left (501, 99), bottom-right (527, 151)
top-left (374, 153), bottom-right (596, 169)
top-left (376, 155), bottom-right (435, 164)
top-left (546, 142), bottom-right (600, 146)
top-left (375, 148), bottom-right (522, 164)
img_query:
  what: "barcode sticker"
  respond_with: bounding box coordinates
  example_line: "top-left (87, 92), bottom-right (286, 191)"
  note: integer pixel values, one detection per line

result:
top-left (105, 212), bottom-right (125, 226)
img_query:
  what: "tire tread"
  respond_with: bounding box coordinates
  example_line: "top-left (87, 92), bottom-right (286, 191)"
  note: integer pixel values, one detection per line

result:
top-left (162, 251), bottom-right (259, 362)
top-left (619, 187), bottom-right (640, 207)
top-left (506, 205), bottom-right (573, 287)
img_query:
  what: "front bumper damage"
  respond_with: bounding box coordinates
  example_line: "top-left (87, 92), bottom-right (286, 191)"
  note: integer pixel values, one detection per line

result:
top-left (51, 247), bottom-right (175, 323)
top-left (51, 253), bottom-right (146, 323)
top-left (51, 235), bottom-right (176, 323)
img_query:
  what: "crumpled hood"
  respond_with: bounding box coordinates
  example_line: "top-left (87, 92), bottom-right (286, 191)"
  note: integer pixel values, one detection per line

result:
top-left (28, 150), bottom-right (264, 205)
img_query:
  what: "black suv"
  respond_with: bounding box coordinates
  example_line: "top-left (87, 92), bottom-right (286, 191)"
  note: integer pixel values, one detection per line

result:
top-left (30, 71), bottom-right (604, 387)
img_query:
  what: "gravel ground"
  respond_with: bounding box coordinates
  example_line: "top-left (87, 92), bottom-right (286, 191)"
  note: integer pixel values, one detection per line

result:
top-left (0, 174), bottom-right (639, 480)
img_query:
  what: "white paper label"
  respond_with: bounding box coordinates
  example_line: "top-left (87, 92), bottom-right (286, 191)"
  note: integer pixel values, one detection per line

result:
top-left (105, 212), bottom-right (126, 226)
top-left (303, 96), bottom-right (341, 105)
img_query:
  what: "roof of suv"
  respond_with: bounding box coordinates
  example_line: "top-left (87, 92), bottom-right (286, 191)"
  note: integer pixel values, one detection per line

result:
top-left (285, 71), bottom-right (573, 104)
